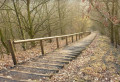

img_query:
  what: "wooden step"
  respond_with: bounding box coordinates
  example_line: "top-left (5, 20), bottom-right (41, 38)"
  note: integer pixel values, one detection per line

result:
top-left (22, 61), bottom-right (64, 69)
top-left (65, 45), bottom-right (86, 49)
top-left (0, 76), bottom-right (23, 82)
top-left (13, 65), bottom-right (59, 74)
top-left (64, 46), bottom-right (84, 50)
top-left (2, 70), bottom-right (51, 81)
top-left (51, 60), bottom-right (70, 64)
top-left (63, 55), bottom-right (76, 59)
top-left (53, 52), bottom-right (80, 56)
top-left (44, 57), bottom-right (72, 61)
top-left (67, 52), bottom-right (81, 56)
top-left (70, 48), bottom-right (86, 52)
top-left (18, 65), bottom-right (59, 72)
top-left (23, 62), bottom-right (64, 69)
top-left (45, 54), bottom-right (76, 59)
top-left (34, 59), bottom-right (70, 64)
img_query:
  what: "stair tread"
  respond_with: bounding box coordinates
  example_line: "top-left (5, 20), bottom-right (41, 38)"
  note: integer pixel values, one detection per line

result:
top-left (17, 65), bottom-right (59, 71)
top-left (35, 59), bottom-right (70, 62)
top-left (22, 61), bottom-right (64, 68)
top-left (2, 70), bottom-right (51, 80)
top-left (0, 76), bottom-right (23, 82)
top-left (24, 62), bottom-right (64, 67)
top-left (49, 54), bottom-right (77, 57)
top-left (34, 59), bottom-right (70, 64)
top-left (13, 66), bottom-right (58, 74)
top-left (44, 56), bottom-right (72, 60)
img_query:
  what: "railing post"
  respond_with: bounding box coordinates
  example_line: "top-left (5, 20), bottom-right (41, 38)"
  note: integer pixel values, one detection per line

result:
top-left (40, 40), bottom-right (44, 55)
top-left (81, 33), bottom-right (83, 38)
top-left (8, 40), bottom-right (17, 65)
top-left (66, 36), bottom-right (68, 45)
top-left (84, 32), bottom-right (85, 37)
top-left (79, 34), bottom-right (80, 39)
top-left (76, 34), bottom-right (78, 41)
top-left (56, 37), bottom-right (59, 48)
top-left (84, 32), bottom-right (87, 37)
top-left (83, 32), bottom-right (85, 37)
top-left (72, 35), bottom-right (74, 43)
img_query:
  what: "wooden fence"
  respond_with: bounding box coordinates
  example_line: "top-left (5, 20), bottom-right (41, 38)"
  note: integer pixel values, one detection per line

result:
top-left (8, 31), bottom-right (91, 65)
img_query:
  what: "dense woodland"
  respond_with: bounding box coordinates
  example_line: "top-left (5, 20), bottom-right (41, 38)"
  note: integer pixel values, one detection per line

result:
top-left (0, 0), bottom-right (120, 81)
top-left (88, 0), bottom-right (120, 48)
top-left (0, 0), bottom-right (91, 55)
top-left (0, 0), bottom-right (120, 56)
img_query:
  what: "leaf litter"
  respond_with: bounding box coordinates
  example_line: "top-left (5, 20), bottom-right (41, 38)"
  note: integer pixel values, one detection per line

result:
top-left (46, 35), bottom-right (120, 82)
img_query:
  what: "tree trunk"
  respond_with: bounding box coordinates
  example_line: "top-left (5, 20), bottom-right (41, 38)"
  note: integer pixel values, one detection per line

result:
top-left (27, 0), bottom-right (36, 47)
top-left (45, 3), bottom-right (52, 43)
top-left (110, 23), bottom-right (114, 44)
top-left (12, 0), bottom-right (26, 50)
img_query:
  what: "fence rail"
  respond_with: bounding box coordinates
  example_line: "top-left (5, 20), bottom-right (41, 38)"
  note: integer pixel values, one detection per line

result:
top-left (8, 31), bottom-right (91, 65)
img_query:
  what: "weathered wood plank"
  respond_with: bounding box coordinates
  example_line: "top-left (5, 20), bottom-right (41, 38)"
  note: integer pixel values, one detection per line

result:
top-left (8, 40), bottom-right (17, 65)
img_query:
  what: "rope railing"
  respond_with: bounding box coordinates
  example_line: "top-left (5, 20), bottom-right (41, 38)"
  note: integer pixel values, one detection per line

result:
top-left (8, 31), bottom-right (91, 65)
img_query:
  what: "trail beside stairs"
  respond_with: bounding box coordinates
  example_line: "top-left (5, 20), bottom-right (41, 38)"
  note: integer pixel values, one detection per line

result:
top-left (0, 33), bottom-right (96, 82)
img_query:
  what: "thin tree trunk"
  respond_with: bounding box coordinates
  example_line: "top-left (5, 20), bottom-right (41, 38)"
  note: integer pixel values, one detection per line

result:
top-left (12, 0), bottom-right (26, 50)
top-left (57, 0), bottom-right (63, 35)
top-left (27, 0), bottom-right (35, 47)
top-left (0, 29), bottom-right (9, 54)
top-left (45, 3), bottom-right (52, 42)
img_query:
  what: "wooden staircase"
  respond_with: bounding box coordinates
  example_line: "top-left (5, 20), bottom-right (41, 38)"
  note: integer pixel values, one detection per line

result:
top-left (0, 33), bottom-right (96, 82)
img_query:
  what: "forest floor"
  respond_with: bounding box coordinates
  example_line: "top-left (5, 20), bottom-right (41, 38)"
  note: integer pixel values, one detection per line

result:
top-left (0, 33), bottom-right (120, 82)
top-left (48, 34), bottom-right (120, 82)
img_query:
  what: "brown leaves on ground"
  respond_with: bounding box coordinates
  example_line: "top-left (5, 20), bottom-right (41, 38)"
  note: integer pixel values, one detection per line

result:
top-left (48, 35), bottom-right (120, 82)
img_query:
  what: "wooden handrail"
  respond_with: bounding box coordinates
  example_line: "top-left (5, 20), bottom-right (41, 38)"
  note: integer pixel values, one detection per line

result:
top-left (8, 31), bottom-right (91, 65)
top-left (13, 32), bottom-right (86, 44)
